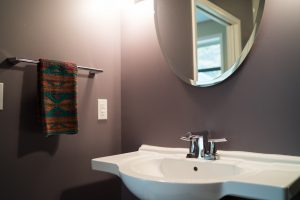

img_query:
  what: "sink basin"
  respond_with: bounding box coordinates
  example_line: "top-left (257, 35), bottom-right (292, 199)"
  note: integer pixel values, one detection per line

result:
top-left (92, 145), bottom-right (300, 200)
top-left (123, 157), bottom-right (248, 181)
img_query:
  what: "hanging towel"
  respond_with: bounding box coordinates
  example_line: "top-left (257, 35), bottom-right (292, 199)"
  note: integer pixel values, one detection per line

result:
top-left (38, 59), bottom-right (78, 136)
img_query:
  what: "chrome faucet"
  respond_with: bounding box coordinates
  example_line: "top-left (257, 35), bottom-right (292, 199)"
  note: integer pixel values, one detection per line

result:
top-left (180, 131), bottom-right (227, 160)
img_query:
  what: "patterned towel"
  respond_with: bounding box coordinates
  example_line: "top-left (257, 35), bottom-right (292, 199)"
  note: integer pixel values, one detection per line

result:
top-left (38, 59), bottom-right (78, 136)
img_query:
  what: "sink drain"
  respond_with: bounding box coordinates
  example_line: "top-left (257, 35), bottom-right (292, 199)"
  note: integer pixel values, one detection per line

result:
top-left (193, 166), bottom-right (198, 171)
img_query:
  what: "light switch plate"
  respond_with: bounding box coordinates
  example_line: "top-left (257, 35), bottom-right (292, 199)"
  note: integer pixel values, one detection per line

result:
top-left (0, 83), bottom-right (3, 110)
top-left (98, 99), bottom-right (107, 120)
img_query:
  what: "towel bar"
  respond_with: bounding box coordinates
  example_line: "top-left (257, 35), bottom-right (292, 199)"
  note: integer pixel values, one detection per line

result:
top-left (6, 57), bottom-right (103, 77)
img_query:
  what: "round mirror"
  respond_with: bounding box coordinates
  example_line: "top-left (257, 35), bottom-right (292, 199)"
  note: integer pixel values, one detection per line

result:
top-left (154, 0), bottom-right (265, 87)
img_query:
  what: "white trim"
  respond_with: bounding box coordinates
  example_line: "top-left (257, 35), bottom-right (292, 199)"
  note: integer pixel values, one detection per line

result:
top-left (0, 83), bottom-right (3, 110)
top-left (191, 0), bottom-right (198, 84)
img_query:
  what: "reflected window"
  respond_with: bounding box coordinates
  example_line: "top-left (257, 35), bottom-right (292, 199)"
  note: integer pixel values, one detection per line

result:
top-left (197, 34), bottom-right (223, 81)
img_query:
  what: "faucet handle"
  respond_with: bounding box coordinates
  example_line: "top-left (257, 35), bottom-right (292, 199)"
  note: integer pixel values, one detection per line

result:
top-left (208, 138), bottom-right (227, 143)
top-left (208, 138), bottom-right (227, 156)
top-left (180, 132), bottom-right (199, 141)
top-left (180, 136), bottom-right (191, 141)
top-left (180, 132), bottom-right (192, 141)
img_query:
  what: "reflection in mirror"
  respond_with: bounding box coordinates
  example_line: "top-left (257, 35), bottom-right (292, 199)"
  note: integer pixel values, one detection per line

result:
top-left (196, 0), bottom-right (242, 83)
top-left (154, 0), bottom-right (265, 87)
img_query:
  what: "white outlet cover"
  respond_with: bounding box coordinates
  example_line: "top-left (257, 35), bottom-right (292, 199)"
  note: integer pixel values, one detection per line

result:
top-left (98, 99), bottom-right (107, 120)
top-left (0, 83), bottom-right (3, 110)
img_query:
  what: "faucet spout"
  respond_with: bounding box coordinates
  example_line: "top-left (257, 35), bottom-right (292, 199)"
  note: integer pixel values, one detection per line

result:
top-left (181, 131), bottom-right (209, 159)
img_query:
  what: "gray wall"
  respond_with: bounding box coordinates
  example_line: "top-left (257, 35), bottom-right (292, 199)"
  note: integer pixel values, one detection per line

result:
top-left (121, 0), bottom-right (300, 163)
top-left (0, 0), bottom-right (121, 200)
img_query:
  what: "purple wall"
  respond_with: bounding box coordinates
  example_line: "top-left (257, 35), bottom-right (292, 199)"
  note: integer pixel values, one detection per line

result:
top-left (0, 0), bottom-right (121, 199)
top-left (1, 0), bottom-right (300, 199)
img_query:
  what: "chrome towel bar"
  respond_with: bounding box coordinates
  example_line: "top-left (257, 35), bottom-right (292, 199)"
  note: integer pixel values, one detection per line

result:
top-left (7, 57), bottom-right (103, 77)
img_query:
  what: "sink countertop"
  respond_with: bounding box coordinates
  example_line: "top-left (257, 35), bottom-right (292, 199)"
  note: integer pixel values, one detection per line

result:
top-left (92, 145), bottom-right (300, 200)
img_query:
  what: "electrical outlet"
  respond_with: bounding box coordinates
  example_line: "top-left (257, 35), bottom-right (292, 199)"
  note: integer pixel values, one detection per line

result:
top-left (0, 83), bottom-right (3, 110)
top-left (98, 99), bottom-right (107, 120)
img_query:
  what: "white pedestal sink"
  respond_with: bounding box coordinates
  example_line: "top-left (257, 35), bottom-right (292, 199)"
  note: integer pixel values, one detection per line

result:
top-left (92, 145), bottom-right (300, 200)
